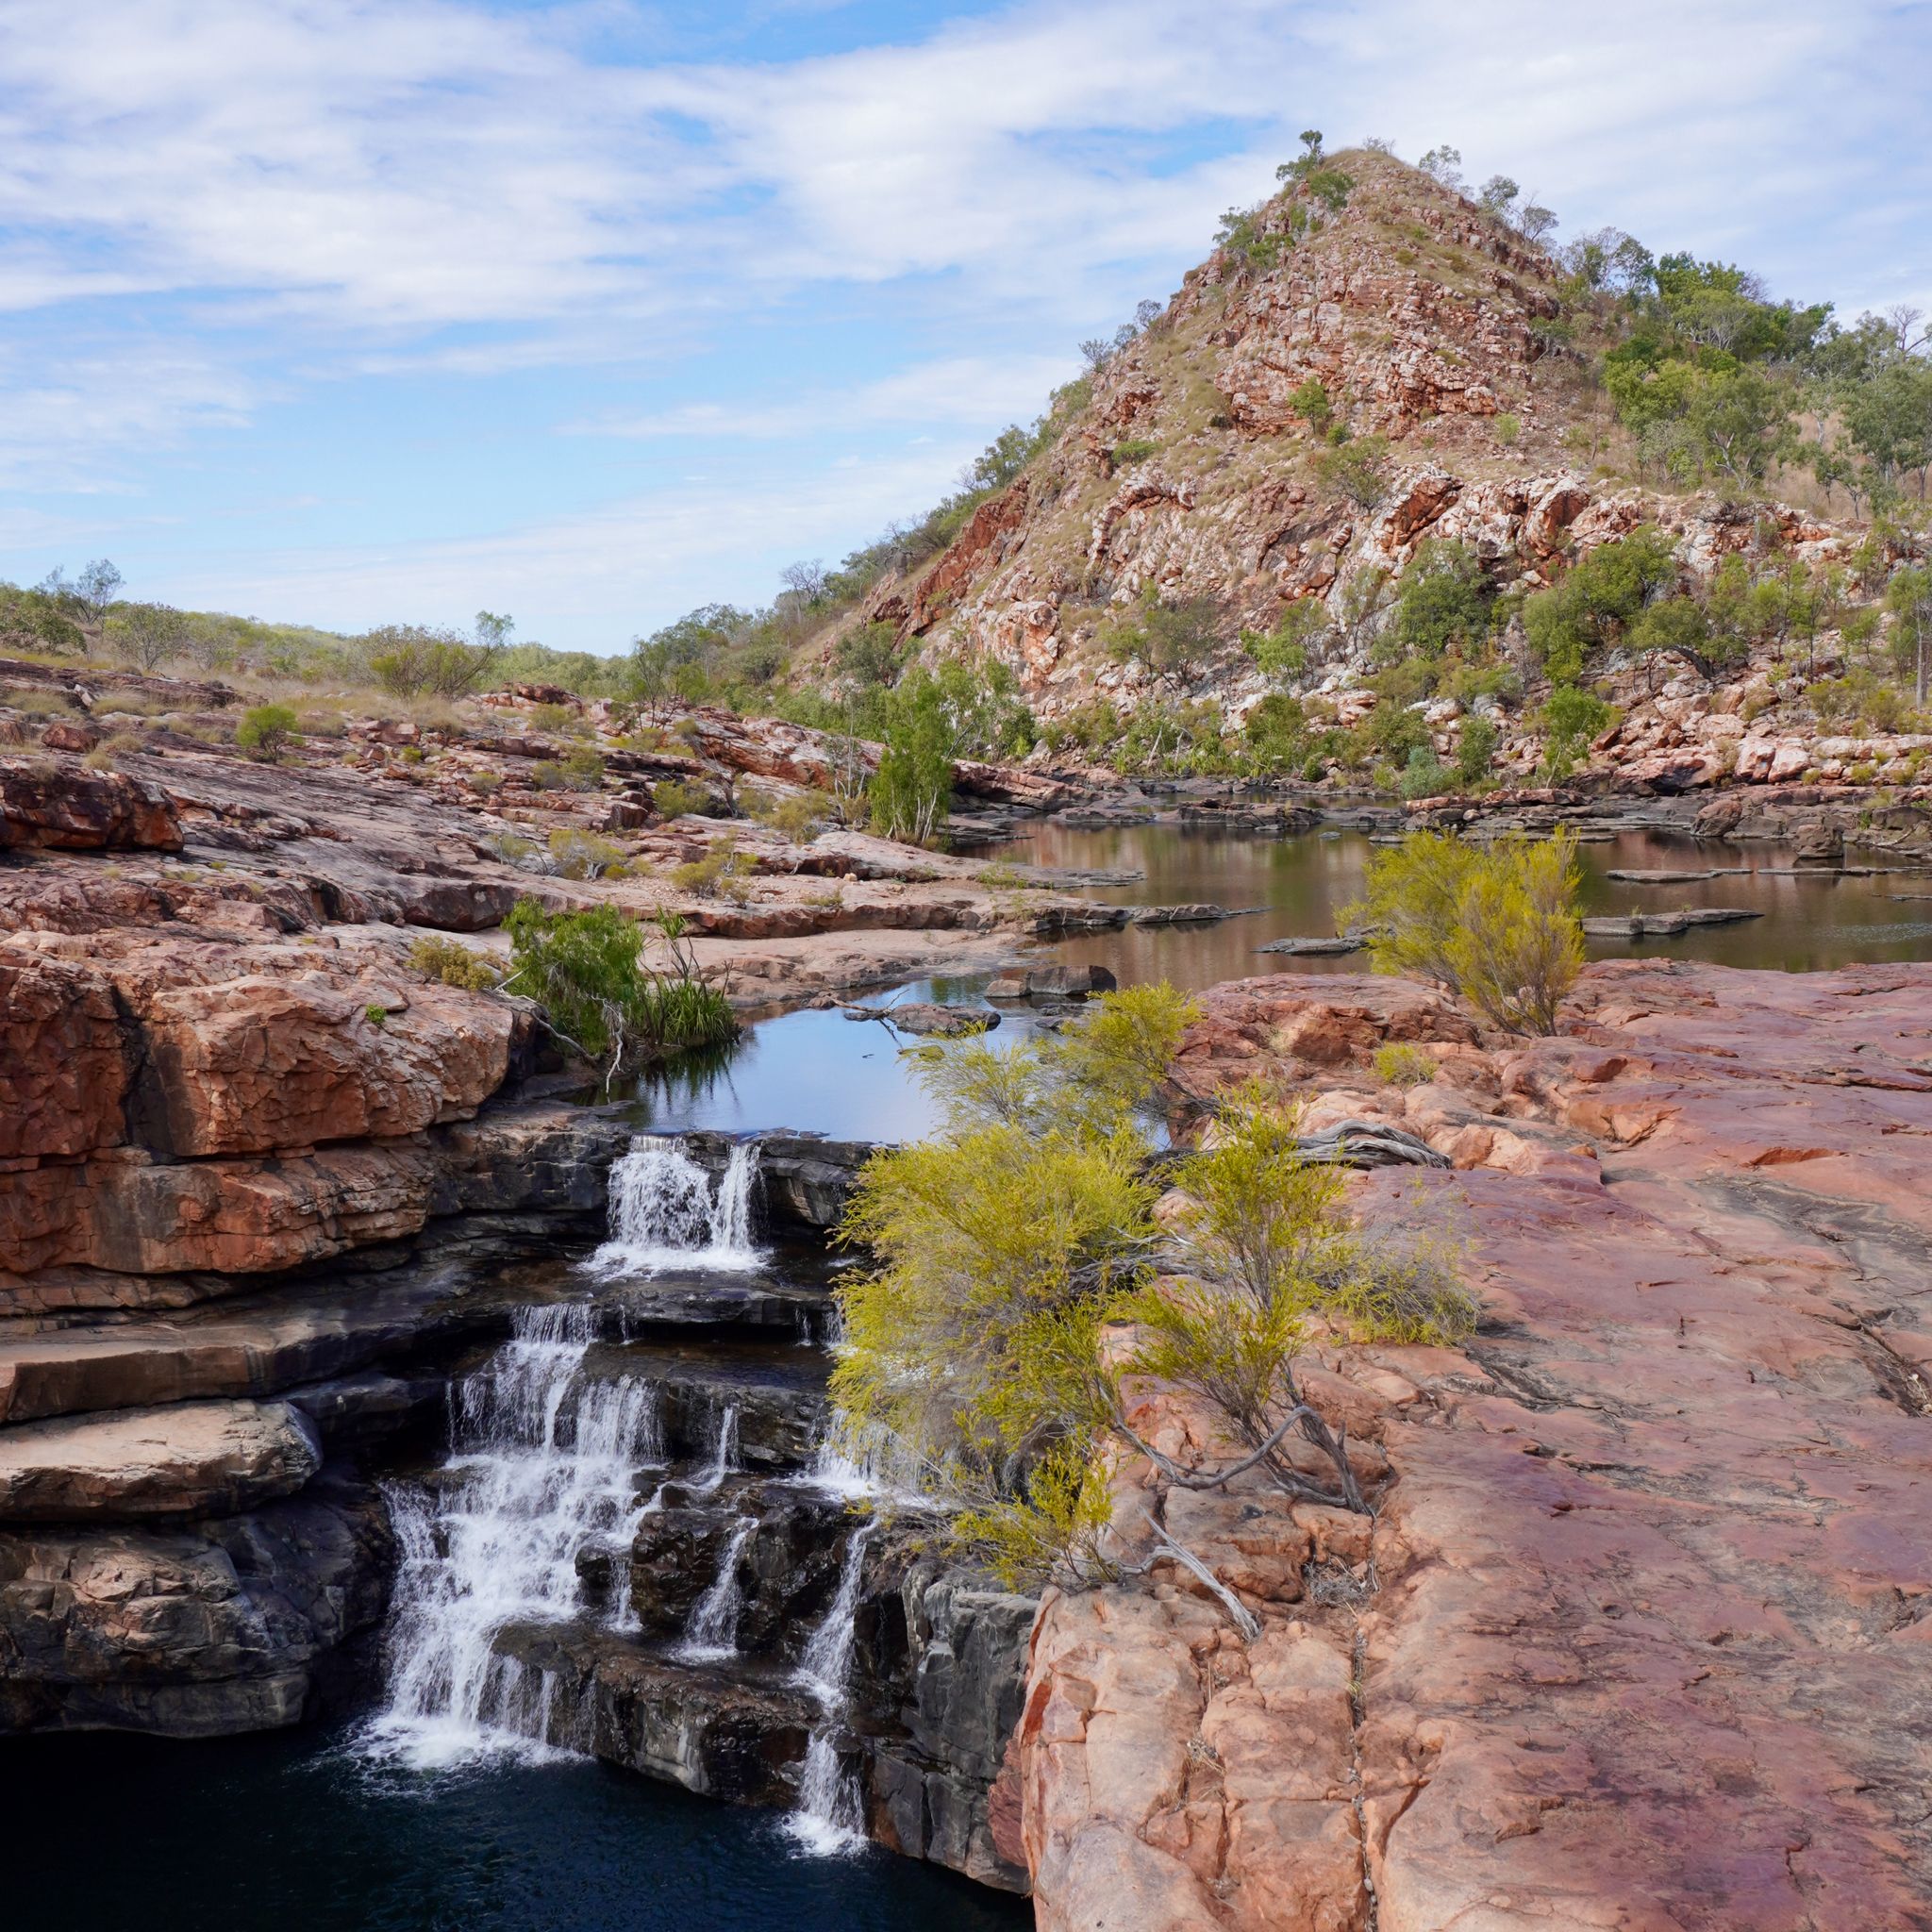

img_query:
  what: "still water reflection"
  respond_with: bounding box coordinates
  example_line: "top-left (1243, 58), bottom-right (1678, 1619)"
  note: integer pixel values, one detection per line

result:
top-left (635, 823), bottom-right (1931, 1143)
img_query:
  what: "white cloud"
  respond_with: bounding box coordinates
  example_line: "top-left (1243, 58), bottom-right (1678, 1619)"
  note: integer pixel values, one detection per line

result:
top-left (0, 0), bottom-right (1924, 633)
top-left (143, 441), bottom-right (983, 639)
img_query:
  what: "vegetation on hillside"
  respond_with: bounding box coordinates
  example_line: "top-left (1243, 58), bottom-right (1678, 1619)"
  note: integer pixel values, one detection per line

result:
top-left (7, 130), bottom-right (1929, 796)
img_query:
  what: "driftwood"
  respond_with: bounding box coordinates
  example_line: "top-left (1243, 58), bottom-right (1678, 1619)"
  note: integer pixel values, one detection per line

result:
top-left (1289, 1121), bottom-right (1450, 1169)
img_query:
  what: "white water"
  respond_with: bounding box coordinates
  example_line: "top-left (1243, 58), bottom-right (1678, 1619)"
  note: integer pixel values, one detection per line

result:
top-left (586, 1136), bottom-right (763, 1276)
top-left (688, 1402), bottom-right (741, 1498)
top-left (676, 1517), bottom-right (757, 1662)
top-left (359, 1304), bottom-right (664, 1769)
top-left (784, 1524), bottom-right (873, 1856)
top-left (797, 1416), bottom-right (931, 1508)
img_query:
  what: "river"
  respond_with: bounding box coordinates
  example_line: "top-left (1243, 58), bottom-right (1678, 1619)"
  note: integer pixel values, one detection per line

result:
top-left (633, 820), bottom-right (1932, 1142)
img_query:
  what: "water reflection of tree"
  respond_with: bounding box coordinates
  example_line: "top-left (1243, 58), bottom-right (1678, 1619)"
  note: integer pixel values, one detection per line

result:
top-left (632, 1036), bottom-right (743, 1118)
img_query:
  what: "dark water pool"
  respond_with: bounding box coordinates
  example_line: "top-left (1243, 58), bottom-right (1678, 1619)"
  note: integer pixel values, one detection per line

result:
top-left (2, 1725), bottom-right (1029, 1932)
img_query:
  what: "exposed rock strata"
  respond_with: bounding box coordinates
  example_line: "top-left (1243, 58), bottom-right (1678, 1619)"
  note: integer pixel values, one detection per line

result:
top-left (1021, 960), bottom-right (1932, 1930)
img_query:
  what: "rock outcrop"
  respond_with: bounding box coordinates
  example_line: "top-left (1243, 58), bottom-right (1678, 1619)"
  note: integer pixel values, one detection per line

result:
top-left (1020, 960), bottom-right (1932, 1929)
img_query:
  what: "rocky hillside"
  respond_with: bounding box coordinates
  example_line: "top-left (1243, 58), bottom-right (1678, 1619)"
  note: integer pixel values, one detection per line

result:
top-left (827, 149), bottom-right (1930, 798)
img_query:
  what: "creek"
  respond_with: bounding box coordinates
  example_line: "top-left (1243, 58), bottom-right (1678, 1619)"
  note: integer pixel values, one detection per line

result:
top-left (630, 820), bottom-right (1932, 1144)
top-left (4, 1142), bottom-right (1026, 1931)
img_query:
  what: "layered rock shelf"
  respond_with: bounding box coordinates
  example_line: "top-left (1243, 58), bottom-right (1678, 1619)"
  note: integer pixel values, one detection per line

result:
top-left (1021, 960), bottom-right (1932, 1930)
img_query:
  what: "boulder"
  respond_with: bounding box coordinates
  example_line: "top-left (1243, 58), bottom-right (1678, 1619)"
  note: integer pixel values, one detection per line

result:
top-left (0, 1398), bottom-right (322, 1521)
top-left (876, 1002), bottom-right (999, 1037)
top-left (1013, 963), bottom-right (1117, 997)
top-left (0, 758), bottom-right (182, 852)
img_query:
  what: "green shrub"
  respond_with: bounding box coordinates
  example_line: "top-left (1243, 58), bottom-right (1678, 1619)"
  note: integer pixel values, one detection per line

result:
top-left (671, 841), bottom-right (753, 902)
top-left (1288, 378), bottom-right (1334, 436)
top-left (1343, 830), bottom-right (1584, 1034)
top-left (1315, 433), bottom-right (1391, 508)
top-left (751, 789), bottom-right (830, 842)
top-left (408, 935), bottom-right (503, 991)
top-left (1400, 745), bottom-right (1450, 798)
top-left (651, 777), bottom-right (708, 820)
top-left (364, 624), bottom-right (501, 698)
top-left (1111, 438), bottom-right (1158, 465)
top-left (1455, 713), bottom-right (1499, 786)
top-left (235, 703), bottom-right (298, 759)
top-left (1492, 412), bottom-right (1520, 446)
top-left (1391, 541), bottom-right (1493, 661)
top-left (870, 673), bottom-right (956, 844)
top-left (1373, 1042), bottom-right (1435, 1087)
top-left (1539, 684), bottom-right (1613, 778)
top-left (465, 769), bottom-right (503, 796)
top-left (501, 901), bottom-right (736, 1079)
top-left (548, 827), bottom-right (628, 880)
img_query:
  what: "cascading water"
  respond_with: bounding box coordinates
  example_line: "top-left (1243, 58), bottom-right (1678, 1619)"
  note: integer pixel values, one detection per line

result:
top-left (587, 1136), bottom-right (764, 1276)
top-left (689, 1402), bottom-right (741, 1498)
top-left (784, 1524), bottom-right (874, 1856)
top-left (359, 1304), bottom-right (664, 1768)
top-left (676, 1518), bottom-right (757, 1662)
top-left (799, 1415), bottom-right (928, 1508)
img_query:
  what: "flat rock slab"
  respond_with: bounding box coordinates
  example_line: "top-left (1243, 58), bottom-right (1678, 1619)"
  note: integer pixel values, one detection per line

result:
top-left (1257, 935), bottom-right (1366, 956)
top-left (1584, 908), bottom-right (1764, 938)
top-left (0, 1263), bottom-right (501, 1426)
top-left (1127, 904), bottom-right (1231, 925)
top-left (0, 1397), bottom-right (321, 1520)
top-left (868, 1002), bottom-right (999, 1037)
top-left (1602, 868), bottom-right (1724, 882)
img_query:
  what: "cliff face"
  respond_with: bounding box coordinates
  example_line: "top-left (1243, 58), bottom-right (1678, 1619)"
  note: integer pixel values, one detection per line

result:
top-left (1017, 961), bottom-right (1932, 1929)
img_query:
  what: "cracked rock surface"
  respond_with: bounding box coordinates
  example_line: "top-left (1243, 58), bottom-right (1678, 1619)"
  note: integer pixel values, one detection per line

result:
top-left (1022, 959), bottom-right (1932, 1930)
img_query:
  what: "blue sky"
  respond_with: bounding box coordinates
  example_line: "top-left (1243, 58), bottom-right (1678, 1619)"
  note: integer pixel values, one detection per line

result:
top-left (1, 0), bottom-right (1927, 651)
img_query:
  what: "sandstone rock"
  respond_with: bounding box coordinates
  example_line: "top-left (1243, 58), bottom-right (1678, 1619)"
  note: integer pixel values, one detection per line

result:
top-left (0, 949), bottom-right (129, 1159)
top-left (132, 974), bottom-right (513, 1157)
top-left (0, 1398), bottom-right (322, 1520)
top-left (0, 758), bottom-right (182, 851)
top-left (1025, 961), bottom-right (1932, 1931)
top-left (0, 1484), bottom-right (392, 1734)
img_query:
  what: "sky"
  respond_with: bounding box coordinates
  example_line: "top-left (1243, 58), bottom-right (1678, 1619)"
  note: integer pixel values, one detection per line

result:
top-left (1, 0), bottom-right (1927, 653)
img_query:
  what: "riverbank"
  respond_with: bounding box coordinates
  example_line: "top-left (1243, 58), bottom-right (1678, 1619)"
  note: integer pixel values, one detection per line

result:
top-left (1023, 960), bottom-right (1932, 1930)
top-left (5, 711), bottom-right (1932, 1927)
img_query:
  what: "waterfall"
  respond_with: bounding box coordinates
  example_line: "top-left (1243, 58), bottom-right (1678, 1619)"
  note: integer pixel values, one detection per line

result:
top-left (799, 1416), bottom-right (926, 1507)
top-left (783, 1524), bottom-right (873, 1856)
top-left (688, 1402), bottom-right (740, 1498)
top-left (586, 1136), bottom-right (763, 1276)
top-left (676, 1518), bottom-right (756, 1662)
top-left (793, 1523), bottom-right (872, 1706)
top-left (358, 1303), bottom-right (663, 1769)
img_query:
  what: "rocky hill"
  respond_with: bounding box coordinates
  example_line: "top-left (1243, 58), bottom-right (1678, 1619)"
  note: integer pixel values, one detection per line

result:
top-left (820, 148), bottom-right (1930, 800)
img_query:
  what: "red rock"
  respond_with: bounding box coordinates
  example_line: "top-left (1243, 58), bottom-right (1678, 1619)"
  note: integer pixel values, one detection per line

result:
top-left (132, 975), bottom-right (513, 1158)
top-left (1023, 961), bottom-right (1932, 1930)
top-left (0, 758), bottom-right (182, 851)
top-left (0, 951), bottom-right (128, 1159)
